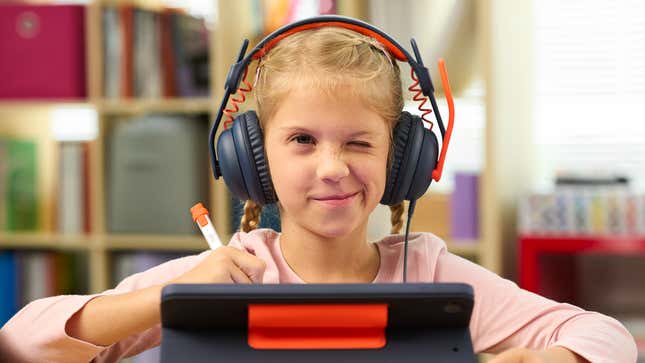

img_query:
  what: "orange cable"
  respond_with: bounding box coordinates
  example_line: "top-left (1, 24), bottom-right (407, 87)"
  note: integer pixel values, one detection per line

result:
top-left (407, 68), bottom-right (434, 130)
top-left (223, 67), bottom-right (253, 129)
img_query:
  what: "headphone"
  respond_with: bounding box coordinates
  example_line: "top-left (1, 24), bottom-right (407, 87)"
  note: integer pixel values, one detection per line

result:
top-left (209, 15), bottom-right (454, 208)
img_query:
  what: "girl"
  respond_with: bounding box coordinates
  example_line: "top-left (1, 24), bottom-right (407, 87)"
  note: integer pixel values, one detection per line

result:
top-left (0, 19), bottom-right (637, 363)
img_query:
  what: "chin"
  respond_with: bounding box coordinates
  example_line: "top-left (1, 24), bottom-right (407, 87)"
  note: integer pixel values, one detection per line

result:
top-left (307, 219), bottom-right (362, 239)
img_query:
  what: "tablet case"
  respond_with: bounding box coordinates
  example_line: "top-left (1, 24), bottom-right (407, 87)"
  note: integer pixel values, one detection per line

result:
top-left (160, 283), bottom-right (476, 362)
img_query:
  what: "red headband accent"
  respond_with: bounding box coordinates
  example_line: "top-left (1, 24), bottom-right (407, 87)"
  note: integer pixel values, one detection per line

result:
top-left (252, 22), bottom-right (408, 61)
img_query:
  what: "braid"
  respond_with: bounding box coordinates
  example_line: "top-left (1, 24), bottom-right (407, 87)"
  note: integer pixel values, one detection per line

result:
top-left (389, 202), bottom-right (405, 234)
top-left (240, 200), bottom-right (263, 232)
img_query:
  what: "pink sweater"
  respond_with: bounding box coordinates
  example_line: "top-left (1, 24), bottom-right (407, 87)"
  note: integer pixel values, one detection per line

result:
top-left (0, 230), bottom-right (638, 362)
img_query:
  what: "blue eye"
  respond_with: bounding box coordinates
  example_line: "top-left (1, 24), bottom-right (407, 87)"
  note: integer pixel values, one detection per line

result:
top-left (292, 134), bottom-right (315, 144)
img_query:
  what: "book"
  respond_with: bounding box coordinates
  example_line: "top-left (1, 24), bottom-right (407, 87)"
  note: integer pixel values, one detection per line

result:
top-left (107, 114), bottom-right (209, 234)
top-left (0, 4), bottom-right (86, 99)
top-left (57, 142), bottom-right (88, 234)
top-left (133, 9), bottom-right (162, 98)
top-left (103, 6), bottom-right (123, 98)
top-left (19, 251), bottom-right (51, 305)
top-left (0, 140), bottom-right (7, 230)
top-left (3, 139), bottom-right (38, 231)
top-left (0, 251), bottom-right (18, 327)
top-left (160, 9), bottom-right (178, 97)
top-left (450, 172), bottom-right (479, 240)
top-left (120, 5), bottom-right (135, 98)
top-left (170, 12), bottom-right (210, 97)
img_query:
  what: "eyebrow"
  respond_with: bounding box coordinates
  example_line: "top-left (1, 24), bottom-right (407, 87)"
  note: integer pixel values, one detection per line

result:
top-left (277, 126), bottom-right (380, 137)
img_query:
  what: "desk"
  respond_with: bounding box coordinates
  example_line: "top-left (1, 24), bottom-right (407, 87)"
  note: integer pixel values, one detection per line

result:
top-left (519, 236), bottom-right (645, 360)
top-left (519, 235), bottom-right (645, 300)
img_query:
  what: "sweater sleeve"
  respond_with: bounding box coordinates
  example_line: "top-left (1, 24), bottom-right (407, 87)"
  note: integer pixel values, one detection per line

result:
top-left (0, 250), bottom-right (210, 363)
top-left (433, 249), bottom-right (638, 362)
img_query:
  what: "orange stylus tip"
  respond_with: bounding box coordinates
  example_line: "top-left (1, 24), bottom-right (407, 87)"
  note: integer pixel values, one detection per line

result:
top-left (190, 203), bottom-right (209, 222)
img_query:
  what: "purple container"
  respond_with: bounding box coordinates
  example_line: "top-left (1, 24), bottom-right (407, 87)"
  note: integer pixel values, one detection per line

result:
top-left (451, 172), bottom-right (480, 240)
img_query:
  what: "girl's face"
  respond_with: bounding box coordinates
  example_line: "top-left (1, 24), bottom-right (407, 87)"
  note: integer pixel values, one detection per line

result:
top-left (264, 87), bottom-right (391, 239)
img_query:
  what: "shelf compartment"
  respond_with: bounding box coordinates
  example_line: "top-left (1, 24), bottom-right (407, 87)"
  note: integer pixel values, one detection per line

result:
top-left (104, 234), bottom-right (207, 251)
top-left (0, 233), bottom-right (96, 250)
top-left (96, 98), bottom-right (214, 114)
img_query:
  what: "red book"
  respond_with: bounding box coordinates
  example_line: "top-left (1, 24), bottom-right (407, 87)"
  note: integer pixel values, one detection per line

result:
top-left (0, 4), bottom-right (86, 99)
top-left (160, 9), bottom-right (177, 98)
top-left (120, 6), bottom-right (134, 99)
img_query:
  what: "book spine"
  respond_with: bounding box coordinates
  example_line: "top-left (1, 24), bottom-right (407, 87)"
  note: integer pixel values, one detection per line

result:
top-left (6, 139), bottom-right (38, 231)
top-left (450, 172), bottom-right (479, 240)
top-left (0, 251), bottom-right (18, 327)
top-left (58, 142), bottom-right (83, 234)
top-left (120, 6), bottom-right (134, 98)
top-left (0, 139), bottom-right (7, 230)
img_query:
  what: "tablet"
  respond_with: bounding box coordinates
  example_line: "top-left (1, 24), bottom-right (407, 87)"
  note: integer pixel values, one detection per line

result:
top-left (160, 283), bottom-right (476, 363)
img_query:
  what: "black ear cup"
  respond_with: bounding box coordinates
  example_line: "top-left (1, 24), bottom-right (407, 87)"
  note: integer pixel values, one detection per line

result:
top-left (380, 111), bottom-right (439, 206)
top-left (216, 111), bottom-right (277, 205)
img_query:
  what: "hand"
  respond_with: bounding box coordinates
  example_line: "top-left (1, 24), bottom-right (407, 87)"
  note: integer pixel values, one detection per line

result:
top-left (170, 246), bottom-right (267, 284)
top-left (490, 347), bottom-right (587, 363)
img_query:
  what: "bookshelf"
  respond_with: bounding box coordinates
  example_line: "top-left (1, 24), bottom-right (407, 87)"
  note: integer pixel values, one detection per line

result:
top-left (0, 0), bottom-right (225, 294)
top-left (96, 97), bottom-right (213, 114)
top-left (0, 0), bottom-right (504, 298)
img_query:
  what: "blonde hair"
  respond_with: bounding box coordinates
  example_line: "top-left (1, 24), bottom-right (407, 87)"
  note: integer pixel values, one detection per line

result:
top-left (239, 26), bottom-right (405, 234)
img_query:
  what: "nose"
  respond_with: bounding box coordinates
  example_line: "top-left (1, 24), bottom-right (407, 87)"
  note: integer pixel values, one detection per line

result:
top-left (316, 149), bottom-right (349, 183)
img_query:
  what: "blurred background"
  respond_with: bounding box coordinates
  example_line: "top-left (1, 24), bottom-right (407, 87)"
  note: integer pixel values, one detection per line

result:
top-left (0, 0), bottom-right (644, 361)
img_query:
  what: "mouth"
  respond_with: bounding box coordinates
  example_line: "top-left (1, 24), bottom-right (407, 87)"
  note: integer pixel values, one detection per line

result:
top-left (312, 192), bottom-right (360, 207)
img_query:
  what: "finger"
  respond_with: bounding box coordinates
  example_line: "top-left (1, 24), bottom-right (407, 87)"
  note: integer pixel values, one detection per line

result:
top-left (229, 264), bottom-right (253, 284)
top-left (224, 247), bottom-right (267, 283)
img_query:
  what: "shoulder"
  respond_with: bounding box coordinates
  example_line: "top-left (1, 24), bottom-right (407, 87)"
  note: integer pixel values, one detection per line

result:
top-left (228, 228), bottom-right (280, 251)
top-left (375, 232), bottom-right (447, 254)
top-left (373, 232), bottom-right (448, 282)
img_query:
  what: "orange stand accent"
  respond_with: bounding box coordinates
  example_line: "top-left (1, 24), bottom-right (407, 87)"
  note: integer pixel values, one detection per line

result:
top-left (248, 304), bottom-right (388, 350)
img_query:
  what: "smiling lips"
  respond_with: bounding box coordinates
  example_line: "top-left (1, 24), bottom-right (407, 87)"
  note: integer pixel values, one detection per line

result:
top-left (312, 192), bottom-right (360, 207)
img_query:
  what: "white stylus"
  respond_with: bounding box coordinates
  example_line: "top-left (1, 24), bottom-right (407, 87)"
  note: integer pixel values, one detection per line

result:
top-left (191, 203), bottom-right (223, 250)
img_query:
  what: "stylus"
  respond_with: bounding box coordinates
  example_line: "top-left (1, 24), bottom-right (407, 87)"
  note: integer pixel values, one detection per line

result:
top-left (190, 203), bottom-right (223, 250)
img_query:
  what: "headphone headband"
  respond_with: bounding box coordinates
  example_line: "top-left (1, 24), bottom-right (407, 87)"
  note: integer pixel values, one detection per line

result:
top-left (251, 18), bottom-right (408, 61)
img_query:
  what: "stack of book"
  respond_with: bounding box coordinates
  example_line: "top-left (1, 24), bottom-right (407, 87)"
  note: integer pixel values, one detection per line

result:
top-left (102, 6), bottom-right (210, 99)
top-left (518, 175), bottom-right (645, 236)
top-left (0, 251), bottom-right (88, 327)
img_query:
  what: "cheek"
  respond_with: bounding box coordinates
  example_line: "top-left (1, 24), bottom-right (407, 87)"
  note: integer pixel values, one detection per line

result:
top-left (266, 145), bottom-right (308, 196)
top-left (353, 155), bottom-right (388, 194)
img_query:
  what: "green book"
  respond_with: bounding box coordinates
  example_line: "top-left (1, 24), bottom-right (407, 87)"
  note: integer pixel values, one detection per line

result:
top-left (5, 139), bottom-right (38, 231)
top-left (0, 139), bottom-right (7, 231)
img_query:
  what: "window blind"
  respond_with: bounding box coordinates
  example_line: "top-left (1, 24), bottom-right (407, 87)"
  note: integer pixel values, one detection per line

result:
top-left (534, 0), bottom-right (645, 190)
